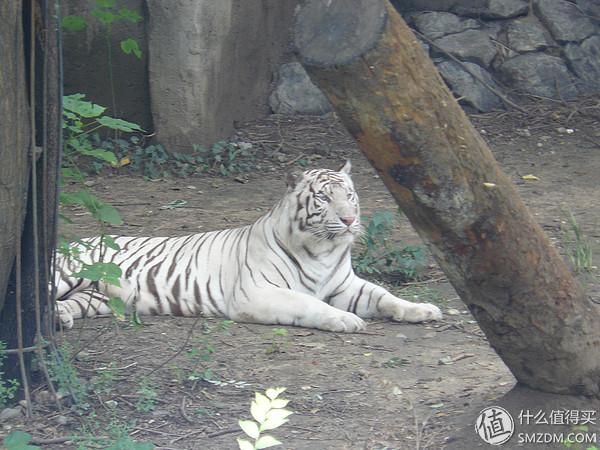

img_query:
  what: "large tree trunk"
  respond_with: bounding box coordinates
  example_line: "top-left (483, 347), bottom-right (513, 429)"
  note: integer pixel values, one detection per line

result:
top-left (0, 1), bottom-right (31, 311)
top-left (294, 0), bottom-right (600, 397)
top-left (0, 0), bottom-right (61, 388)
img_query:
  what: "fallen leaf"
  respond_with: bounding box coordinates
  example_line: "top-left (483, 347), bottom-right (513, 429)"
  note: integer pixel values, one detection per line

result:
top-left (438, 356), bottom-right (454, 365)
top-left (522, 174), bottom-right (539, 181)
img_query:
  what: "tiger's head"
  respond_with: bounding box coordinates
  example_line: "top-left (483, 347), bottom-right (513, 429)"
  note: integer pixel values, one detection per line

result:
top-left (285, 160), bottom-right (361, 243)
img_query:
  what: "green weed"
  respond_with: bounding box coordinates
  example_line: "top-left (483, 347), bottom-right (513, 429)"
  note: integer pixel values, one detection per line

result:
top-left (266, 328), bottom-right (289, 355)
top-left (353, 211), bottom-right (425, 280)
top-left (561, 210), bottom-right (594, 273)
top-left (382, 356), bottom-right (410, 368)
top-left (186, 337), bottom-right (216, 383)
top-left (193, 141), bottom-right (255, 176)
top-left (92, 363), bottom-right (116, 395)
top-left (0, 341), bottom-right (19, 408)
top-left (46, 344), bottom-right (89, 412)
top-left (135, 378), bottom-right (158, 412)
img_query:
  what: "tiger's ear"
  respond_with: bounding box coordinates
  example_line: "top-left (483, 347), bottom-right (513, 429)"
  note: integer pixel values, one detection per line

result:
top-left (286, 170), bottom-right (301, 189)
top-left (338, 160), bottom-right (352, 174)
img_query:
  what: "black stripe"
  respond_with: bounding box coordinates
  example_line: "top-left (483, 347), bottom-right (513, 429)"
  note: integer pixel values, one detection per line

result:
top-left (273, 233), bottom-right (316, 284)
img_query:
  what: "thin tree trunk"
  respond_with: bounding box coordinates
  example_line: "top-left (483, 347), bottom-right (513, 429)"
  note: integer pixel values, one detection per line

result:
top-left (294, 0), bottom-right (600, 397)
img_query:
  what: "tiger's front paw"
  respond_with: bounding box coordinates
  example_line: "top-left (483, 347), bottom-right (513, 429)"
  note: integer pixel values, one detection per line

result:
top-left (321, 311), bottom-right (366, 333)
top-left (393, 302), bottom-right (443, 323)
top-left (56, 303), bottom-right (74, 329)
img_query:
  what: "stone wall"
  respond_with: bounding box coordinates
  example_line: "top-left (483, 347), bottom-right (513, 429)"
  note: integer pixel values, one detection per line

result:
top-left (392, 0), bottom-right (600, 112)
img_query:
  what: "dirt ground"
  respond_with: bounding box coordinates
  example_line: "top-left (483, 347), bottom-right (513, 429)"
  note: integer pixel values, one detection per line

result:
top-left (3, 101), bottom-right (600, 449)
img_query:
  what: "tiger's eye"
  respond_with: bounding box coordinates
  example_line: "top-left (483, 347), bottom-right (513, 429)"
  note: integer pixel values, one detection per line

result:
top-left (316, 192), bottom-right (330, 202)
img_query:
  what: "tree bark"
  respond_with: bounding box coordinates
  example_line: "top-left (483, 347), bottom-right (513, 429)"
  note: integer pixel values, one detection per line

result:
top-left (0, 0), bottom-right (61, 387)
top-left (0, 0), bottom-right (30, 310)
top-left (294, 0), bottom-right (600, 397)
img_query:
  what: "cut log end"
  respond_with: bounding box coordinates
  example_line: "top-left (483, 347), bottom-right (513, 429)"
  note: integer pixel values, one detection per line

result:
top-left (294, 0), bottom-right (387, 67)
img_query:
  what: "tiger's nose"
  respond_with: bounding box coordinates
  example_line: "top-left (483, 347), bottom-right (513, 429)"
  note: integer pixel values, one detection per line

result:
top-left (340, 216), bottom-right (356, 226)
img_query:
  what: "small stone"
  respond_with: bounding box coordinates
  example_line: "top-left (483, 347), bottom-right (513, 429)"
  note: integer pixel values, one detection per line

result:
top-left (55, 415), bottom-right (71, 426)
top-left (564, 36), bottom-right (600, 93)
top-left (0, 407), bottom-right (22, 421)
top-left (269, 62), bottom-right (332, 115)
top-left (434, 29), bottom-right (499, 67)
top-left (447, 308), bottom-right (461, 316)
top-left (236, 142), bottom-right (253, 151)
top-left (498, 53), bottom-right (579, 100)
top-left (396, 333), bottom-right (408, 340)
top-left (413, 12), bottom-right (479, 39)
top-left (534, 0), bottom-right (596, 43)
top-left (75, 350), bottom-right (90, 361)
top-left (105, 400), bottom-right (118, 408)
top-left (436, 60), bottom-right (503, 112)
top-left (505, 18), bottom-right (550, 53)
top-left (515, 128), bottom-right (531, 137)
top-left (484, 0), bottom-right (528, 19)
top-left (577, 0), bottom-right (600, 20)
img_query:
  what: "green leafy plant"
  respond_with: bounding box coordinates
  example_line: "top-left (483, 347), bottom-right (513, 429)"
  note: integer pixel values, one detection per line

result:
top-left (2, 431), bottom-right (41, 450)
top-left (46, 344), bottom-right (89, 412)
top-left (561, 210), bottom-right (594, 273)
top-left (219, 319), bottom-right (235, 333)
top-left (60, 94), bottom-right (145, 322)
top-left (237, 387), bottom-right (293, 450)
top-left (0, 341), bottom-right (20, 408)
top-left (135, 378), bottom-right (158, 412)
top-left (131, 143), bottom-right (170, 179)
top-left (74, 417), bottom-right (155, 450)
top-left (92, 363), bottom-right (116, 395)
top-left (186, 338), bottom-right (216, 383)
top-left (382, 356), bottom-right (410, 368)
top-left (353, 211), bottom-right (425, 280)
top-left (62, 0), bottom-right (143, 45)
top-left (266, 328), bottom-right (289, 355)
top-left (62, 0), bottom-right (143, 118)
top-left (182, 321), bottom-right (238, 384)
top-left (193, 141), bottom-right (255, 176)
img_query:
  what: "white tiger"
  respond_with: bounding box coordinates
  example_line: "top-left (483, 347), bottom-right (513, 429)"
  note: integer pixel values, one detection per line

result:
top-left (55, 161), bottom-right (442, 332)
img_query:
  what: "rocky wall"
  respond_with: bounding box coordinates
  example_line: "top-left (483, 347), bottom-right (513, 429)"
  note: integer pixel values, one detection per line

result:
top-left (272, 0), bottom-right (600, 115)
top-left (395, 0), bottom-right (600, 112)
